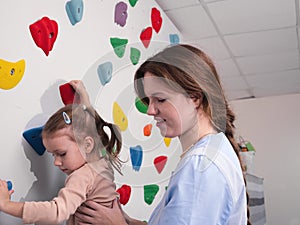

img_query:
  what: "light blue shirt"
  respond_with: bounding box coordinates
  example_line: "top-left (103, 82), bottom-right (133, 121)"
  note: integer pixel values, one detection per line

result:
top-left (148, 132), bottom-right (247, 225)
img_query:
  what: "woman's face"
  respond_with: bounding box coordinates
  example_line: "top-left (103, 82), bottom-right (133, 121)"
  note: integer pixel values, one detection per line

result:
top-left (143, 72), bottom-right (199, 138)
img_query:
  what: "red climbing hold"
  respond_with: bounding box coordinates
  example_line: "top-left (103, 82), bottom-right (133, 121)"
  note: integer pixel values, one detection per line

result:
top-left (154, 155), bottom-right (168, 174)
top-left (116, 184), bottom-right (131, 205)
top-left (151, 7), bottom-right (162, 33)
top-left (140, 27), bottom-right (152, 48)
top-left (29, 16), bottom-right (58, 56)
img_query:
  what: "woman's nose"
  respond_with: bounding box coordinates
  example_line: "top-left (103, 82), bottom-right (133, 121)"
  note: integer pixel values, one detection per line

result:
top-left (147, 101), bottom-right (157, 115)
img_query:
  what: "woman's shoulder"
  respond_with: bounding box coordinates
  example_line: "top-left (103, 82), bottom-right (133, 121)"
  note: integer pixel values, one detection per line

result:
top-left (176, 132), bottom-right (244, 185)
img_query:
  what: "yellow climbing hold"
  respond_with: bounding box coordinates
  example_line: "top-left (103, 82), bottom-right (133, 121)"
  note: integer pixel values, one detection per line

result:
top-left (0, 59), bottom-right (25, 90)
top-left (164, 137), bottom-right (171, 147)
top-left (113, 102), bottom-right (128, 131)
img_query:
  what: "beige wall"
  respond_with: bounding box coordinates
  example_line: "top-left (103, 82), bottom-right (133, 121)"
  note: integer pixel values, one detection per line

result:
top-left (231, 93), bottom-right (300, 225)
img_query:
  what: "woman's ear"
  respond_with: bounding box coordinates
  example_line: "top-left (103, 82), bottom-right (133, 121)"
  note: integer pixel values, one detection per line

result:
top-left (83, 136), bottom-right (94, 153)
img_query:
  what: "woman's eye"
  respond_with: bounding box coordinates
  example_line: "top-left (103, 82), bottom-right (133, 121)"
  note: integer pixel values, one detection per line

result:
top-left (158, 98), bottom-right (166, 103)
top-left (60, 153), bottom-right (66, 157)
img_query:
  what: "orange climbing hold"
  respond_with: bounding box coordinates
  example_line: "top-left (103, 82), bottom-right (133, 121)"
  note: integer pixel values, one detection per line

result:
top-left (143, 124), bottom-right (152, 136)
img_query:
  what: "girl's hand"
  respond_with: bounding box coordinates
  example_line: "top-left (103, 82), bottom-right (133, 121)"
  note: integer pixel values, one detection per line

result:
top-left (0, 180), bottom-right (13, 210)
top-left (75, 198), bottom-right (128, 225)
top-left (69, 80), bottom-right (91, 107)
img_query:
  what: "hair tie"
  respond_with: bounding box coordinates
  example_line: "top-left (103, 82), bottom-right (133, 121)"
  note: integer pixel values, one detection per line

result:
top-left (62, 112), bottom-right (71, 124)
top-left (81, 104), bottom-right (87, 111)
top-left (103, 121), bottom-right (110, 128)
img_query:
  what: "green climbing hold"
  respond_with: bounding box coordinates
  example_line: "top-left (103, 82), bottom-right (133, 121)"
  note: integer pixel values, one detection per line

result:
top-left (129, 0), bottom-right (138, 7)
top-left (130, 47), bottom-right (141, 65)
top-left (110, 37), bottom-right (128, 58)
top-left (100, 148), bottom-right (107, 156)
top-left (135, 97), bottom-right (148, 114)
top-left (144, 184), bottom-right (159, 205)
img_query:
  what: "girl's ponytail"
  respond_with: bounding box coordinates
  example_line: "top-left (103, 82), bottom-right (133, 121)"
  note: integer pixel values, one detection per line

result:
top-left (92, 108), bottom-right (123, 174)
top-left (102, 121), bottom-right (123, 174)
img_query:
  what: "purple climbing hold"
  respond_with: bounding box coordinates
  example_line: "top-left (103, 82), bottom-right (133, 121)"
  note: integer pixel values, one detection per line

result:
top-left (114, 1), bottom-right (128, 27)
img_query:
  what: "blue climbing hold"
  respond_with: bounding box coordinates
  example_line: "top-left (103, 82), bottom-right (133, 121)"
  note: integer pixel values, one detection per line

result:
top-left (66, 0), bottom-right (84, 25)
top-left (7, 181), bottom-right (12, 191)
top-left (23, 126), bottom-right (46, 156)
top-left (130, 145), bottom-right (143, 171)
top-left (97, 61), bottom-right (113, 86)
top-left (169, 34), bottom-right (180, 45)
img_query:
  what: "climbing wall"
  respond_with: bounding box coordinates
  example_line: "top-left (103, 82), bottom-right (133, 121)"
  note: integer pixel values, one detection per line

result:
top-left (0, 0), bottom-right (181, 224)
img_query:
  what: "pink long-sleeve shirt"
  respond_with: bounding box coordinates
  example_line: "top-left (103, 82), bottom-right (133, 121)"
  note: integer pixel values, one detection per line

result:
top-left (22, 158), bottom-right (119, 225)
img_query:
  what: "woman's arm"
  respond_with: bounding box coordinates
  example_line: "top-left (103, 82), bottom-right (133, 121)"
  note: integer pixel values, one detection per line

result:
top-left (75, 199), bottom-right (146, 225)
top-left (127, 217), bottom-right (147, 225)
top-left (0, 180), bottom-right (23, 218)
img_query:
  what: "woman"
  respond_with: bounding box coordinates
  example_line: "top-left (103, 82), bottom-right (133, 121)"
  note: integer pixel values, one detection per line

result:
top-left (75, 44), bottom-right (249, 225)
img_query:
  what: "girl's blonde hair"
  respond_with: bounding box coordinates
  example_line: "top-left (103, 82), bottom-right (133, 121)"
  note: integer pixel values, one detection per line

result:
top-left (42, 104), bottom-right (122, 173)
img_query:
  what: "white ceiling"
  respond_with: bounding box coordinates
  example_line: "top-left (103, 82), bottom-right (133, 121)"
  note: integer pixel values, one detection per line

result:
top-left (155, 0), bottom-right (300, 100)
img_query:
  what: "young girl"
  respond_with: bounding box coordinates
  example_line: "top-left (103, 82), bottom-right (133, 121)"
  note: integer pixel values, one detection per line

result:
top-left (75, 44), bottom-right (250, 225)
top-left (0, 103), bottom-right (122, 225)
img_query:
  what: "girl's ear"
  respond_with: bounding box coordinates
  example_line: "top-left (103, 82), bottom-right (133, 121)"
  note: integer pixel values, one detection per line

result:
top-left (83, 136), bottom-right (94, 153)
top-left (191, 93), bottom-right (203, 109)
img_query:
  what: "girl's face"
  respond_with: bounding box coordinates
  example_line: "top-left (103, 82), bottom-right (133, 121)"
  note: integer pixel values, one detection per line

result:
top-left (143, 72), bottom-right (199, 138)
top-left (43, 129), bottom-right (86, 175)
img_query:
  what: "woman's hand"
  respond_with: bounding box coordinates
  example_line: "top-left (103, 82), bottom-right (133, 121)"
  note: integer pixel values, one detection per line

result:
top-left (75, 198), bottom-right (128, 225)
top-left (69, 80), bottom-right (91, 107)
